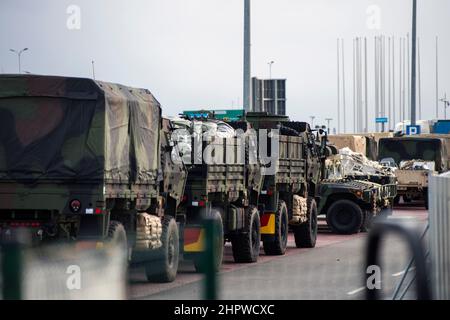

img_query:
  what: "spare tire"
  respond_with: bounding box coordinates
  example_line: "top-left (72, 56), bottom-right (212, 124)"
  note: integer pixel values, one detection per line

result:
top-left (145, 216), bottom-right (179, 283)
top-left (326, 199), bottom-right (363, 234)
top-left (293, 197), bottom-right (318, 248)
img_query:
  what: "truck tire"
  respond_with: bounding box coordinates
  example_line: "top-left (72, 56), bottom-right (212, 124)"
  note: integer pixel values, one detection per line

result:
top-left (293, 197), bottom-right (318, 248)
top-left (145, 216), bottom-right (179, 283)
top-left (194, 209), bottom-right (224, 272)
top-left (107, 220), bottom-right (128, 261)
top-left (403, 195), bottom-right (412, 203)
top-left (326, 199), bottom-right (363, 235)
top-left (360, 210), bottom-right (373, 232)
top-left (263, 200), bottom-right (289, 255)
top-left (231, 206), bottom-right (261, 263)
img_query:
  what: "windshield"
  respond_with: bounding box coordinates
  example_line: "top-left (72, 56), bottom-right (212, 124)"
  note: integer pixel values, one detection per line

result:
top-left (378, 138), bottom-right (442, 167)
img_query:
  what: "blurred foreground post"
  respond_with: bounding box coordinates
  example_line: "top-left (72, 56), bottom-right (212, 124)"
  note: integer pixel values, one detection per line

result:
top-left (1, 229), bottom-right (30, 300)
top-left (203, 218), bottom-right (218, 300)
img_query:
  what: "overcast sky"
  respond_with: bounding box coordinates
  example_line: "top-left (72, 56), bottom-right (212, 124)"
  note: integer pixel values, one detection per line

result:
top-left (1, 0), bottom-right (449, 131)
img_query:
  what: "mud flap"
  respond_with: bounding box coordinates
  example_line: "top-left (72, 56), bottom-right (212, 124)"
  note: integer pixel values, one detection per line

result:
top-left (260, 212), bottom-right (275, 241)
top-left (77, 214), bottom-right (109, 240)
top-left (183, 225), bottom-right (205, 256)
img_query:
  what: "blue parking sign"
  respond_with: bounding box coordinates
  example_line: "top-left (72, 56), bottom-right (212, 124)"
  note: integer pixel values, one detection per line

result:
top-left (406, 125), bottom-right (421, 135)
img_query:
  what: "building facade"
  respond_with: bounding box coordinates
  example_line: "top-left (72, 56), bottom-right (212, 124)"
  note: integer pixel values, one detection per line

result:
top-left (251, 77), bottom-right (286, 115)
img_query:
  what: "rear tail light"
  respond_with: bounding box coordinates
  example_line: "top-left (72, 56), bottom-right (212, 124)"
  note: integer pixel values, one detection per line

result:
top-left (70, 199), bottom-right (81, 213)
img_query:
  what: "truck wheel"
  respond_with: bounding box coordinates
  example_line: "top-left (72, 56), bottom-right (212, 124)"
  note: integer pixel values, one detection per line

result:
top-left (326, 199), bottom-right (363, 235)
top-left (145, 216), bottom-right (179, 283)
top-left (194, 209), bottom-right (224, 272)
top-left (263, 200), bottom-right (289, 255)
top-left (360, 210), bottom-right (373, 232)
top-left (231, 206), bottom-right (261, 263)
top-left (107, 220), bottom-right (128, 260)
top-left (293, 197), bottom-right (318, 248)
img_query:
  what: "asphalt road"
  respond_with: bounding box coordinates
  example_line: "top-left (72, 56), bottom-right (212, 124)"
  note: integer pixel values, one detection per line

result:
top-left (128, 205), bottom-right (428, 300)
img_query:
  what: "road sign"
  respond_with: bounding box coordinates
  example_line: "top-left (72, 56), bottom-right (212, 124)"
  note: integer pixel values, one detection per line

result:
top-left (406, 125), bottom-right (421, 135)
top-left (375, 117), bottom-right (388, 124)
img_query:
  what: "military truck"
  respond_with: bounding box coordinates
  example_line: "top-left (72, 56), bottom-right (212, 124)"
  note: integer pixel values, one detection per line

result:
top-left (378, 136), bottom-right (449, 208)
top-left (240, 113), bottom-right (323, 252)
top-left (0, 75), bottom-right (189, 283)
top-left (169, 117), bottom-right (264, 267)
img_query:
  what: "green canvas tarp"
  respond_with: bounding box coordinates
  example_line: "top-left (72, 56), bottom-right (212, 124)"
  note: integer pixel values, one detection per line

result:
top-left (0, 75), bottom-right (161, 184)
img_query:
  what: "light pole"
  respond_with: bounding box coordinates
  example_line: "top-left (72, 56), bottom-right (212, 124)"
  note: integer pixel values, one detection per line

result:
top-left (410, 0), bottom-right (417, 126)
top-left (91, 60), bottom-right (96, 79)
top-left (325, 118), bottom-right (333, 134)
top-left (9, 48), bottom-right (29, 74)
top-left (310, 116), bottom-right (316, 128)
top-left (440, 94), bottom-right (450, 119)
top-left (268, 61), bottom-right (274, 79)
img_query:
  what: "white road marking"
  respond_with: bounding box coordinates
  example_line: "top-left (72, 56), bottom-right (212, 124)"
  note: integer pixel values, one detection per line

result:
top-left (392, 267), bottom-right (416, 277)
top-left (347, 287), bottom-right (366, 295)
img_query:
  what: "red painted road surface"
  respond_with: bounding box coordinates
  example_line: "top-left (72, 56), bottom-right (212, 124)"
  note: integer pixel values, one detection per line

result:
top-left (129, 204), bottom-right (428, 299)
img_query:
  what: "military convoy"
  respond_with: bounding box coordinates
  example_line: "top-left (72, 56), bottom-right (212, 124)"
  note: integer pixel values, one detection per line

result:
top-left (0, 75), bottom-right (399, 284)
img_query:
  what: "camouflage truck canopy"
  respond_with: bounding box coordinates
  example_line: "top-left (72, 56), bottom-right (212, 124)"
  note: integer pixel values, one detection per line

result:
top-left (378, 137), bottom-right (447, 172)
top-left (0, 75), bottom-right (161, 184)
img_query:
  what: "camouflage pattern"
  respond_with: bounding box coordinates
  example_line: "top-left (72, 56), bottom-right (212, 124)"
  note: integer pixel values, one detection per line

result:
top-left (0, 75), bottom-right (161, 239)
top-left (318, 179), bottom-right (377, 213)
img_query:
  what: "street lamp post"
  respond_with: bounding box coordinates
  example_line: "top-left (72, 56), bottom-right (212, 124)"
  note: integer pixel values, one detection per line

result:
top-left (268, 61), bottom-right (274, 79)
top-left (440, 94), bottom-right (450, 119)
top-left (9, 48), bottom-right (29, 74)
top-left (325, 118), bottom-right (333, 134)
top-left (310, 116), bottom-right (316, 128)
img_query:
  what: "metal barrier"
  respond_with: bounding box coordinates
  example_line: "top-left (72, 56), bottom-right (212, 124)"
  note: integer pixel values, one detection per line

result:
top-left (429, 171), bottom-right (450, 299)
top-left (365, 219), bottom-right (431, 300)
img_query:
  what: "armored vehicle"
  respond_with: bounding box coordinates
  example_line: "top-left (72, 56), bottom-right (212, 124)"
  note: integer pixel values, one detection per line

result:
top-left (378, 136), bottom-right (449, 208)
top-left (319, 141), bottom-right (397, 234)
top-left (0, 75), bottom-right (187, 282)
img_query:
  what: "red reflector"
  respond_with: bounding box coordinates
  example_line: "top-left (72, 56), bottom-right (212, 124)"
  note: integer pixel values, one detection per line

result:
top-left (198, 200), bottom-right (206, 207)
top-left (260, 214), bottom-right (271, 227)
top-left (267, 189), bottom-right (274, 196)
top-left (95, 208), bottom-right (103, 214)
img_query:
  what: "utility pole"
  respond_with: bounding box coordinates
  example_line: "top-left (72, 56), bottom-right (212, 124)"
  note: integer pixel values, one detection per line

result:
top-left (392, 36), bottom-right (396, 128)
top-left (91, 60), bottom-right (96, 80)
top-left (410, 0), bottom-right (417, 126)
top-left (243, 0), bottom-right (252, 112)
top-left (310, 116), bottom-right (316, 128)
top-left (342, 39), bottom-right (347, 133)
top-left (268, 61), bottom-right (274, 79)
top-left (325, 118), bottom-right (333, 134)
top-left (9, 48), bottom-right (29, 74)
top-left (364, 37), bottom-right (368, 133)
top-left (440, 94), bottom-right (449, 119)
top-left (436, 36), bottom-right (439, 119)
top-left (418, 37), bottom-right (422, 120)
top-left (337, 39), bottom-right (341, 133)
top-left (375, 36), bottom-right (379, 132)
